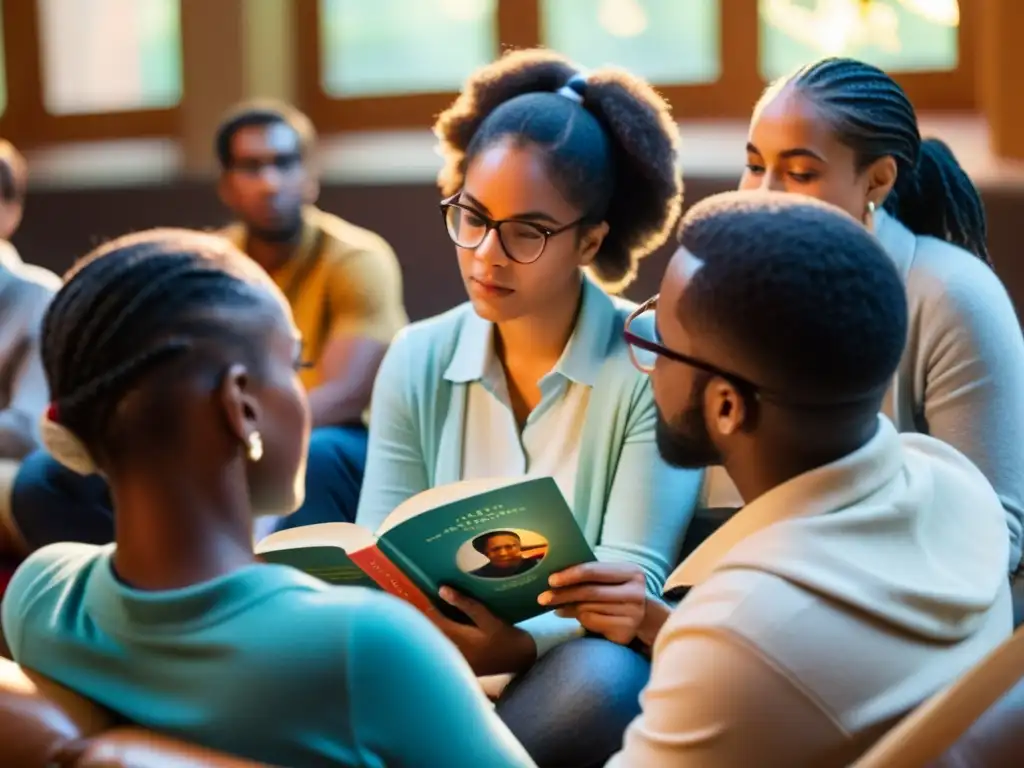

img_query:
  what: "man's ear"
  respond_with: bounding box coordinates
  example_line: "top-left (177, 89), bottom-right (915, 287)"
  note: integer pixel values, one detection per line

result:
top-left (707, 380), bottom-right (747, 436)
top-left (218, 363), bottom-right (261, 452)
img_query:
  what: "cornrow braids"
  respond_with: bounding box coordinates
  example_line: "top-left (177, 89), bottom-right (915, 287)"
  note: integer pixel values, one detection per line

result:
top-left (780, 57), bottom-right (989, 265)
top-left (434, 48), bottom-right (682, 292)
top-left (43, 229), bottom-right (276, 463)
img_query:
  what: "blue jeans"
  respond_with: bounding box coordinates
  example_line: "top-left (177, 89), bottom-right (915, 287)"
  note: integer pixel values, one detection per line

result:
top-left (496, 636), bottom-right (650, 768)
top-left (10, 425), bottom-right (368, 550)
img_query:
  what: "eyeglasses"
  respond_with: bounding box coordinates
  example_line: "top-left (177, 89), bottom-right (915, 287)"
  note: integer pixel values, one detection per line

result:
top-left (624, 295), bottom-right (879, 409)
top-left (229, 152), bottom-right (303, 176)
top-left (623, 295), bottom-right (762, 400)
top-left (439, 193), bottom-right (586, 264)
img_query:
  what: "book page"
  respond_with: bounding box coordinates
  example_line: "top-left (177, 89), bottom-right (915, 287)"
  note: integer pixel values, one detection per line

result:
top-left (255, 522), bottom-right (377, 555)
top-left (378, 477), bottom-right (526, 534)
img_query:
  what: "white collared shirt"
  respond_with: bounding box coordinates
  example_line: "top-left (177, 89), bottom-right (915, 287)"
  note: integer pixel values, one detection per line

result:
top-left (446, 284), bottom-right (605, 676)
top-left (459, 331), bottom-right (591, 505)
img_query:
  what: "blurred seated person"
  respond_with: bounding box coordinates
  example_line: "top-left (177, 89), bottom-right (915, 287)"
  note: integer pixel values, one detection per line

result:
top-left (4, 101), bottom-right (408, 554)
top-left (0, 140), bottom-right (60, 560)
top-left (544, 192), bottom-right (1012, 766)
top-left (0, 229), bottom-right (533, 767)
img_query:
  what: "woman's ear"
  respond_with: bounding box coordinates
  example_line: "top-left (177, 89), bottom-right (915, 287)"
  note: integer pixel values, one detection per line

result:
top-left (578, 221), bottom-right (610, 266)
top-left (865, 155), bottom-right (898, 210)
top-left (218, 363), bottom-right (261, 451)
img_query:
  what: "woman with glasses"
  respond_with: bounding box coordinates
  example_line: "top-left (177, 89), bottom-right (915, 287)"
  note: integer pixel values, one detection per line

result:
top-left (356, 49), bottom-right (701, 767)
top-left (714, 58), bottom-right (1024, 583)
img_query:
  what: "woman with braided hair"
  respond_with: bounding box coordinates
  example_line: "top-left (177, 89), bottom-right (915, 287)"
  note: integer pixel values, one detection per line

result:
top-left (0, 229), bottom-right (533, 767)
top-left (717, 57), bottom-right (1024, 580)
top-left (356, 49), bottom-right (700, 766)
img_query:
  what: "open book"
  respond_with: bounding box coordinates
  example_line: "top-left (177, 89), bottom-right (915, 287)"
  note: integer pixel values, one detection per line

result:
top-left (257, 477), bottom-right (596, 624)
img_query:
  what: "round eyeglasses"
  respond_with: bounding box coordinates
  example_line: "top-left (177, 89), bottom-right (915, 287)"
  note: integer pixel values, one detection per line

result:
top-left (439, 193), bottom-right (586, 264)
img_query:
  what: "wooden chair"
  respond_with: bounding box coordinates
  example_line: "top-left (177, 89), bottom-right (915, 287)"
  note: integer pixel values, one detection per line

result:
top-left (0, 657), bottom-right (266, 767)
top-left (852, 626), bottom-right (1024, 767)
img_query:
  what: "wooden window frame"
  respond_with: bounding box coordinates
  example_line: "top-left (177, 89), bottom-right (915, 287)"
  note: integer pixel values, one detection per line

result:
top-left (0, 1), bottom-right (181, 148)
top-left (296, 0), bottom-right (978, 133)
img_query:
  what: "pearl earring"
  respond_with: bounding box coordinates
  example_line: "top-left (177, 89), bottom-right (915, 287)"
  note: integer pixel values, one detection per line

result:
top-left (247, 431), bottom-right (264, 463)
top-left (867, 200), bottom-right (876, 215)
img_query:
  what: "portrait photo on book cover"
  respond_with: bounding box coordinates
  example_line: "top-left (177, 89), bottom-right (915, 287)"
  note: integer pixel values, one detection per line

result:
top-left (457, 529), bottom-right (550, 580)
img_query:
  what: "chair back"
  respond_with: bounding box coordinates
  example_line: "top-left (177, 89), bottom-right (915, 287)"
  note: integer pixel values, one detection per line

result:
top-left (0, 658), bottom-right (265, 767)
top-left (852, 626), bottom-right (1024, 767)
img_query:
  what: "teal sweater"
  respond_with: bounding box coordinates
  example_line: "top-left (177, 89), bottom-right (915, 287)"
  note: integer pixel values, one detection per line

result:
top-left (2, 543), bottom-right (535, 767)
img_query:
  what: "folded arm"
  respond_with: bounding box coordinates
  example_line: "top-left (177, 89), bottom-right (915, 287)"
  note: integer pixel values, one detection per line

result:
top-left (307, 247), bottom-right (407, 427)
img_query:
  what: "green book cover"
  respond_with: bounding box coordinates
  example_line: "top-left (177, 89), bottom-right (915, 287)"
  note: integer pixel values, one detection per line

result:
top-left (378, 477), bottom-right (596, 624)
top-left (256, 477), bottom-right (596, 625)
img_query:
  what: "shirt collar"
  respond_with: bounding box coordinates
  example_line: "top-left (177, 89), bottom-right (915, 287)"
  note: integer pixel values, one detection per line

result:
top-left (665, 416), bottom-right (904, 592)
top-left (443, 275), bottom-right (616, 387)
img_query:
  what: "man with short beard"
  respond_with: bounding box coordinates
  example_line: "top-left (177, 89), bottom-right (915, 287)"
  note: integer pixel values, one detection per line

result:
top-left (548, 191), bottom-right (1011, 766)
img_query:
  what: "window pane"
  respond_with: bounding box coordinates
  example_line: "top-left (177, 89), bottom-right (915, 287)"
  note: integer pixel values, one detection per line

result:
top-left (760, 0), bottom-right (959, 80)
top-left (541, 0), bottom-right (720, 85)
top-left (38, 0), bottom-right (182, 115)
top-left (320, 0), bottom-right (498, 97)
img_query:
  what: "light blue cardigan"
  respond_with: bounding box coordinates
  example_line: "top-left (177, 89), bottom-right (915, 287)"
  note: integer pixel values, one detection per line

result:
top-left (356, 277), bottom-right (701, 595)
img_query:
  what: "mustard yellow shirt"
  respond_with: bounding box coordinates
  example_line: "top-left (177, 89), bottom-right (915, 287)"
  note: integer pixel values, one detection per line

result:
top-left (221, 207), bottom-right (407, 390)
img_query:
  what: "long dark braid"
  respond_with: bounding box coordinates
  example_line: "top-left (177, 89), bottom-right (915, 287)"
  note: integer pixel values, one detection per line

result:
top-left (43, 229), bottom-right (272, 459)
top-left (788, 57), bottom-right (990, 265)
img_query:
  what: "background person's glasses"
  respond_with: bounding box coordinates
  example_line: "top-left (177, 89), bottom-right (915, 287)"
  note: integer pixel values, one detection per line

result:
top-left (439, 193), bottom-right (585, 264)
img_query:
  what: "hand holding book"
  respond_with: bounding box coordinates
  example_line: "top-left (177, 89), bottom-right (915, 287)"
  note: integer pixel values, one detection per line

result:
top-left (257, 477), bottom-right (598, 625)
top-left (537, 561), bottom-right (649, 646)
top-left (436, 586), bottom-right (538, 676)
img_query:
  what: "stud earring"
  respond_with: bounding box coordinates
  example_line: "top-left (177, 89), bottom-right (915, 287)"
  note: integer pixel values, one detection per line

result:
top-left (247, 431), bottom-right (264, 463)
top-left (867, 200), bottom-right (876, 215)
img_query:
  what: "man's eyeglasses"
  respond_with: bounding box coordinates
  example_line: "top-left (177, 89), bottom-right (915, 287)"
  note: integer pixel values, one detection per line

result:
top-left (230, 152), bottom-right (303, 176)
top-left (439, 193), bottom-right (586, 264)
top-left (624, 295), bottom-right (878, 409)
top-left (623, 295), bottom-right (763, 400)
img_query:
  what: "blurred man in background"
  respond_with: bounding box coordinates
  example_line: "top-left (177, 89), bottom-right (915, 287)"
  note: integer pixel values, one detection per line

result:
top-left (216, 100), bottom-right (408, 532)
top-left (3, 103), bottom-right (407, 556)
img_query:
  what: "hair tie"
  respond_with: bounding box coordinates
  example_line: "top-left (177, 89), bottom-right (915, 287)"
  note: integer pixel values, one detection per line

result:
top-left (39, 403), bottom-right (98, 476)
top-left (556, 72), bottom-right (589, 104)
